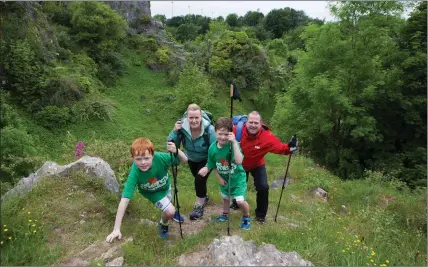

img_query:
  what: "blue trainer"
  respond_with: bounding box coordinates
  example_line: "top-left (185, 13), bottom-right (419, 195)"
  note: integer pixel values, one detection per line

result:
top-left (157, 222), bottom-right (169, 239)
top-left (172, 211), bottom-right (185, 223)
top-left (213, 214), bottom-right (228, 222)
top-left (240, 216), bottom-right (251, 230)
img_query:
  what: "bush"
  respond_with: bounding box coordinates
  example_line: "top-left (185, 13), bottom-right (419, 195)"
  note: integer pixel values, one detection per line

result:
top-left (155, 48), bottom-right (170, 65)
top-left (167, 64), bottom-right (181, 86)
top-left (46, 76), bottom-right (85, 107)
top-left (70, 94), bottom-right (115, 123)
top-left (128, 35), bottom-right (159, 52)
top-left (34, 106), bottom-right (71, 129)
top-left (133, 14), bottom-right (151, 27)
top-left (96, 52), bottom-right (126, 86)
top-left (174, 64), bottom-right (214, 111)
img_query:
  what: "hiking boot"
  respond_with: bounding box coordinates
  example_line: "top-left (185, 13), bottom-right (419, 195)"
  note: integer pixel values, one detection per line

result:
top-left (157, 222), bottom-right (169, 239)
top-left (189, 204), bottom-right (204, 220)
top-left (240, 216), bottom-right (251, 230)
top-left (213, 214), bottom-right (228, 222)
top-left (255, 216), bottom-right (266, 224)
top-left (229, 198), bottom-right (239, 210)
top-left (173, 211), bottom-right (185, 223)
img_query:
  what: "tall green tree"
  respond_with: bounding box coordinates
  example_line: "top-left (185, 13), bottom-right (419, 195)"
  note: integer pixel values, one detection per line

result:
top-left (265, 8), bottom-right (309, 38)
top-left (272, 1), bottom-right (419, 181)
top-left (243, 11), bottom-right (264, 26)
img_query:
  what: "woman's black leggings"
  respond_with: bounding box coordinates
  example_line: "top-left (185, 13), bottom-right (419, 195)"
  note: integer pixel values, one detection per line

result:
top-left (188, 160), bottom-right (212, 198)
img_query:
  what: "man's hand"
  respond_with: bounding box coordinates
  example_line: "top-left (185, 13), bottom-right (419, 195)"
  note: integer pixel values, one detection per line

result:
top-left (198, 166), bottom-right (209, 177)
top-left (106, 230), bottom-right (122, 243)
top-left (173, 120), bottom-right (182, 132)
top-left (167, 141), bottom-right (177, 153)
top-left (227, 132), bottom-right (236, 143)
top-left (288, 135), bottom-right (298, 153)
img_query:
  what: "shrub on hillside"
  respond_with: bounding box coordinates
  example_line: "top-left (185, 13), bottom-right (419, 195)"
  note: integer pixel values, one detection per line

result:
top-left (128, 35), bottom-right (159, 52)
top-left (155, 48), bottom-right (170, 65)
top-left (70, 94), bottom-right (115, 123)
top-left (173, 64), bottom-right (214, 111)
top-left (34, 106), bottom-right (72, 129)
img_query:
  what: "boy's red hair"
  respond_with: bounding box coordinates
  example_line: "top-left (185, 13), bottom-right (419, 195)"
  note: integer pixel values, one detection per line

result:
top-left (131, 138), bottom-right (154, 157)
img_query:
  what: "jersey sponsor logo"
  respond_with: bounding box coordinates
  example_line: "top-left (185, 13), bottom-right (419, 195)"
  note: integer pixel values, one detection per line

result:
top-left (254, 146), bottom-right (260, 149)
top-left (140, 174), bottom-right (168, 191)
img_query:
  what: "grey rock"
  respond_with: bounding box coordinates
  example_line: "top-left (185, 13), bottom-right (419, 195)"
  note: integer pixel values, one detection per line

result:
top-left (2, 156), bottom-right (120, 202)
top-left (106, 257), bottom-right (124, 266)
top-left (310, 187), bottom-right (328, 202)
top-left (271, 177), bottom-right (291, 189)
top-left (179, 235), bottom-right (312, 266)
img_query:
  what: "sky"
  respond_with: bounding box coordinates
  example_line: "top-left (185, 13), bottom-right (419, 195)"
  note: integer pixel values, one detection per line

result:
top-left (150, 1), bottom-right (336, 22)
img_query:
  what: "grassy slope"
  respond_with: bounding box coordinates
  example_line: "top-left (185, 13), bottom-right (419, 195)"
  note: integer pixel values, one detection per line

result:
top-left (1, 51), bottom-right (426, 266)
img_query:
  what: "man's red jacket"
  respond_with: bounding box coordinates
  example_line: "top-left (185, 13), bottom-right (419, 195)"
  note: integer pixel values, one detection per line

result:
top-left (233, 124), bottom-right (291, 171)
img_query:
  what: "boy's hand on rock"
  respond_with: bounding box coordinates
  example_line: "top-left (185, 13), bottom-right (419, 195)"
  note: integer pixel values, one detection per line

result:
top-left (106, 230), bottom-right (122, 243)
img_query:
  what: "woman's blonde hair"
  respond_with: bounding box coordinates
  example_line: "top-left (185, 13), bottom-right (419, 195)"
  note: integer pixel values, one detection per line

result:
top-left (187, 103), bottom-right (202, 113)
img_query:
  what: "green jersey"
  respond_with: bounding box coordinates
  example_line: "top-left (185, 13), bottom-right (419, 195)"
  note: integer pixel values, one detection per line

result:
top-left (206, 141), bottom-right (247, 197)
top-left (122, 152), bottom-right (179, 203)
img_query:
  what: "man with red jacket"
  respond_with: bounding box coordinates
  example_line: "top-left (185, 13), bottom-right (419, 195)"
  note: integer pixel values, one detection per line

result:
top-left (233, 111), bottom-right (297, 224)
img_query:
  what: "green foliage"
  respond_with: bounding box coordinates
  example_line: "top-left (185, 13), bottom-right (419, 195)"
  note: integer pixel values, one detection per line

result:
top-left (226, 13), bottom-right (240, 27)
top-left (0, 91), bottom-right (41, 183)
top-left (155, 48), bottom-right (170, 65)
top-left (2, 39), bottom-right (47, 111)
top-left (265, 8), bottom-right (309, 38)
top-left (153, 14), bottom-right (166, 24)
top-left (96, 52), bottom-right (127, 87)
top-left (34, 106), bottom-right (72, 129)
top-left (272, 2), bottom-right (426, 186)
top-left (209, 30), bottom-right (268, 89)
top-left (266, 38), bottom-right (289, 67)
top-left (0, 127), bottom-right (37, 160)
top-left (133, 14), bottom-right (151, 27)
top-left (173, 64), bottom-right (214, 111)
top-left (69, 2), bottom-right (127, 59)
top-left (243, 11), bottom-right (264, 26)
top-left (175, 23), bottom-right (200, 42)
top-left (70, 94), bottom-right (116, 123)
top-left (128, 35), bottom-right (159, 52)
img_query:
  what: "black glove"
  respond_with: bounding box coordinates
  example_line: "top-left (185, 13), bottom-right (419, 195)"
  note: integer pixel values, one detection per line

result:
top-left (288, 135), bottom-right (298, 153)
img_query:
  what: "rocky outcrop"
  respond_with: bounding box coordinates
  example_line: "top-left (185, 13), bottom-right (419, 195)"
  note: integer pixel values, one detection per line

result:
top-left (105, 1), bottom-right (154, 34)
top-left (1, 156), bottom-right (120, 202)
top-left (178, 235), bottom-right (313, 266)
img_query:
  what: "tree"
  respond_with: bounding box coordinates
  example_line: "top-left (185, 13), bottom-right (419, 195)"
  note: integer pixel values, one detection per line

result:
top-left (209, 30), bottom-right (268, 89)
top-left (226, 13), bottom-right (239, 27)
top-left (243, 11), bottom-right (264, 26)
top-left (153, 14), bottom-right (166, 24)
top-left (265, 8), bottom-right (309, 38)
top-left (272, 1), bottom-right (414, 181)
top-left (175, 23), bottom-right (200, 42)
top-left (174, 64), bottom-right (214, 110)
top-left (166, 16), bottom-right (184, 27)
top-left (69, 2), bottom-right (127, 58)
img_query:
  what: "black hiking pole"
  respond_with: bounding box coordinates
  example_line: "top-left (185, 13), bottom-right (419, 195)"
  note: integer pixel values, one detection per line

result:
top-left (227, 83), bottom-right (234, 236)
top-left (274, 135), bottom-right (298, 222)
top-left (226, 82), bottom-right (242, 236)
top-left (169, 140), bottom-right (183, 239)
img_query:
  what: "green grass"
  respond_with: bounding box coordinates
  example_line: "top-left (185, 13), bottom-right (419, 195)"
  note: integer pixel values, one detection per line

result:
top-left (1, 50), bottom-right (426, 266)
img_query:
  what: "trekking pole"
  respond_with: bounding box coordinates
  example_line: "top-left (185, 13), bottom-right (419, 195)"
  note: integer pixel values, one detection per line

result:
top-left (169, 140), bottom-right (183, 238)
top-left (227, 83), bottom-right (234, 236)
top-left (274, 153), bottom-right (292, 222)
top-left (274, 135), bottom-right (297, 222)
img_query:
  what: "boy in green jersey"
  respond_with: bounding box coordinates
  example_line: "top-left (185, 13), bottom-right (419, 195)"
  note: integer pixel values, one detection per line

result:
top-left (106, 137), bottom-right (188, 241)
top-left (198, 117), bottom-right (251, 230)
